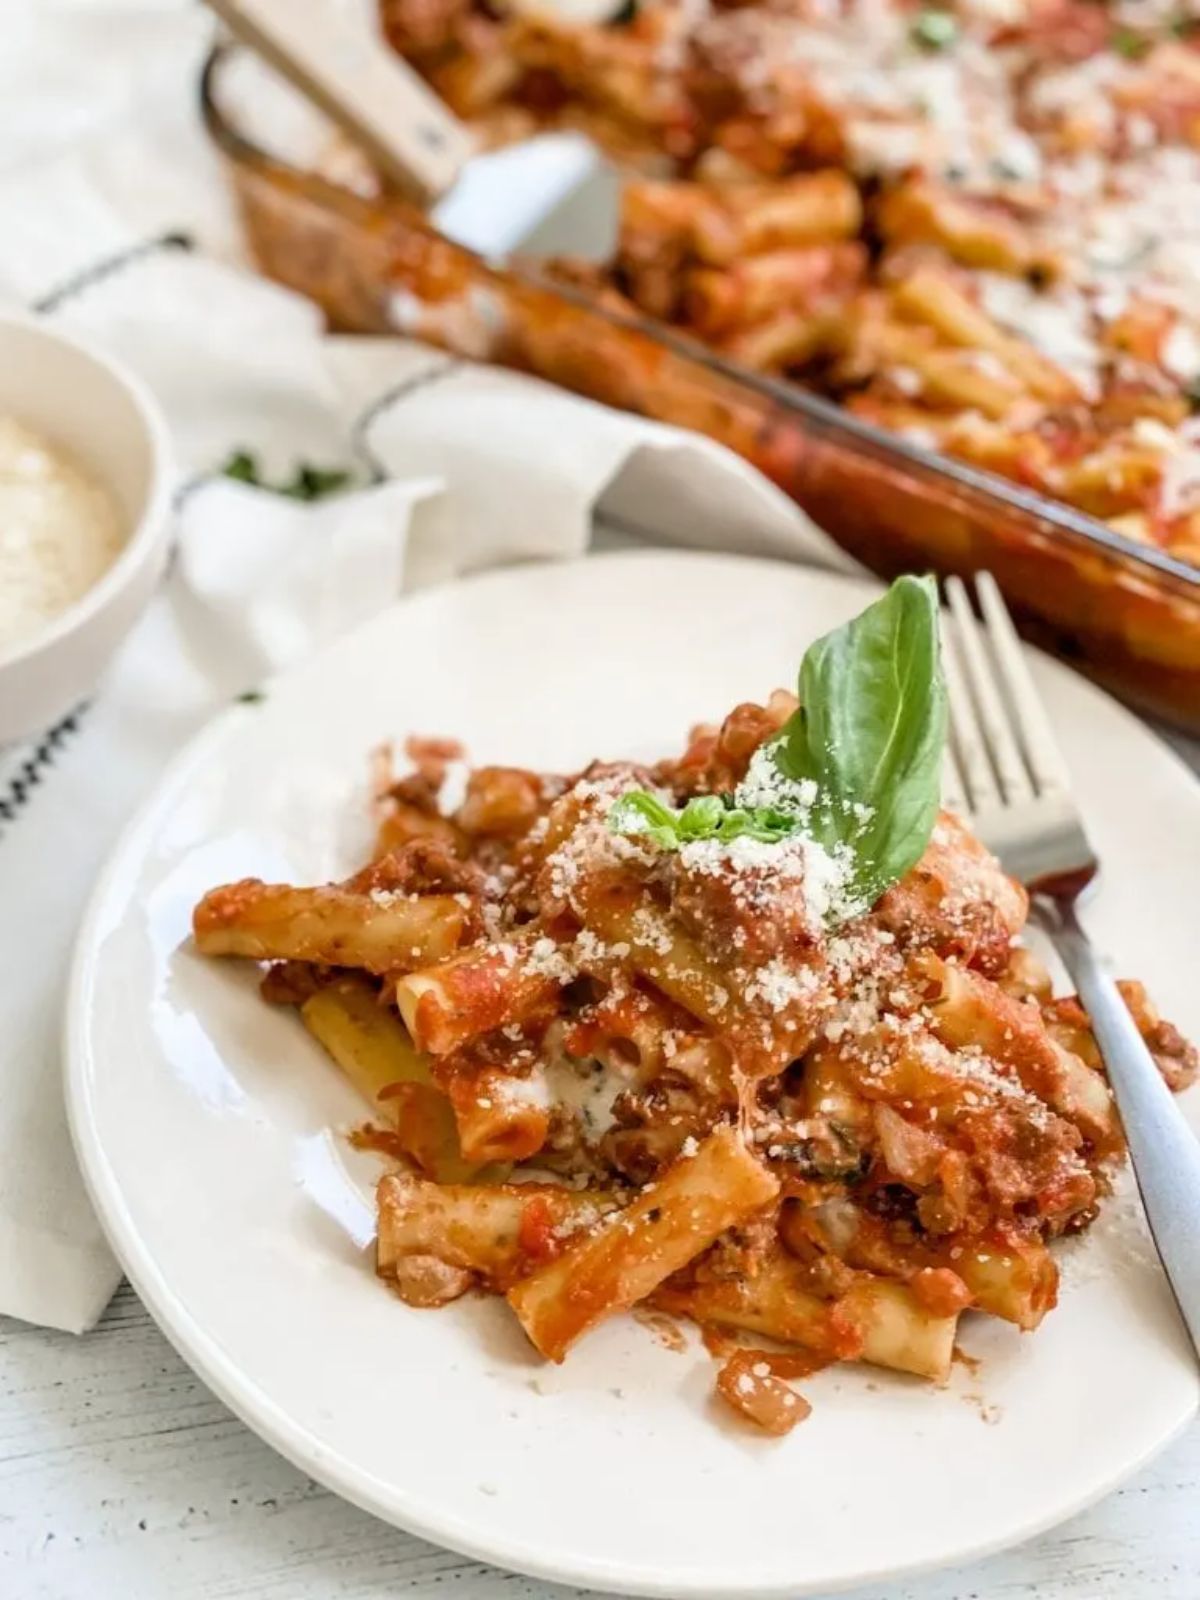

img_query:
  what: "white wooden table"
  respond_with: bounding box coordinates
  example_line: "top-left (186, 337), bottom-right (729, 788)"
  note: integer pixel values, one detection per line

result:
top-left (2, 729), bottom-right (1197, 1600)
top-left (0, 1282), bottom-right (1196, 1599)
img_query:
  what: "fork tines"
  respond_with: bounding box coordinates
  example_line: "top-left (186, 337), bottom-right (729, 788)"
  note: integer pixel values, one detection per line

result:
top-left (940, 572), bottom-right (1071, 820)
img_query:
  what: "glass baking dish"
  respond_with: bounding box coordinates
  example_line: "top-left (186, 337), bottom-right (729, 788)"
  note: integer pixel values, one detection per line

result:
top-left (201, 43), bottom-right (1200, 733)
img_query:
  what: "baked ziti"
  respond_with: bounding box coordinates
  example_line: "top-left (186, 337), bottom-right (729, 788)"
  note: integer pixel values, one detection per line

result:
top-left (378, 0), bottom-right (1200, 567)
top-left (193, 578), bottom-right (1195, 1433)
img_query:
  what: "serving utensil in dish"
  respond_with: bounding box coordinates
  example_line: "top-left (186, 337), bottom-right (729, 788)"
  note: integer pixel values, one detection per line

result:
top-left (942, 571), bottom-right (1200, 1365)
top-left (203, 0), bottom-right (620, 258)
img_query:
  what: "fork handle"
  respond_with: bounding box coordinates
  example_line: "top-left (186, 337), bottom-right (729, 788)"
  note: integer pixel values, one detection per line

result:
top-left (1036, 896), bottom-right (1200, 1362)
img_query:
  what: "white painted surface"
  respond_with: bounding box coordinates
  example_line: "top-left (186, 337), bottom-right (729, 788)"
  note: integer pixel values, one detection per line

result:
top-left (0, 1283), bottom-right (1197, 1599)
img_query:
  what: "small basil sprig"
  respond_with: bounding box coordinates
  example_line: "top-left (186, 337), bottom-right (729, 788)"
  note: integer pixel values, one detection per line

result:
top-left (608, 575), bottom-right (947, 921)
top-left (609, 790), bottom-right (796, 848)
top-left (911, 8), bottom-right (958, 50)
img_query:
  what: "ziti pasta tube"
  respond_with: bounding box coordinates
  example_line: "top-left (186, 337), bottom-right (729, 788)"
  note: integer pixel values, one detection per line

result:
top-left (193, 880), bottom-right (466, 972)
top-left (507, 1126), bottom-right (779, 1362)
top-left (376, 1171), bottom-right (617, 1288)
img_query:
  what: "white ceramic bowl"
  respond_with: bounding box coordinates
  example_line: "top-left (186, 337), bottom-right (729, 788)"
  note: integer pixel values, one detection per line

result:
top-left (0, 313), bottom-right (173, 746)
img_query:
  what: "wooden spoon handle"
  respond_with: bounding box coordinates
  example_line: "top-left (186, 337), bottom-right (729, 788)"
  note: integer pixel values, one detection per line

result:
top-left (204, 0), bottom-right (471, 205)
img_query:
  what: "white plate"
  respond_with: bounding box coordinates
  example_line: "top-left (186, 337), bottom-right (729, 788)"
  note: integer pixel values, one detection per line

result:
top-left (66, 553), bottom-right (1200, 1599)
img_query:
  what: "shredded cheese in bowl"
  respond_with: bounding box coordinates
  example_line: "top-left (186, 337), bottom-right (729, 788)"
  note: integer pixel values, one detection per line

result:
top-left (0, 415), bottom-right (125, 656)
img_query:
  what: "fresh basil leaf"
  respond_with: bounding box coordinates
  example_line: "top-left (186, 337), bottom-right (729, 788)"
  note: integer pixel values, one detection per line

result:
top-left (678, 795), bottom-right (724, 838)
top-left (717, 807), bottom-right (793, 843)
top-left (772, 573), bottom-right (946, 908)
top-left (911, 9), bottom-right (957, 50)
top-left (609, 790), bottom-right (684, 849)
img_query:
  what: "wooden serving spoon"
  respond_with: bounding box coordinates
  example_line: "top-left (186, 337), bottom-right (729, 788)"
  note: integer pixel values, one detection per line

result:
top-left (204, 0), bottom-right (473, 206)
top-left (204, 0), bottom-right (623, 257)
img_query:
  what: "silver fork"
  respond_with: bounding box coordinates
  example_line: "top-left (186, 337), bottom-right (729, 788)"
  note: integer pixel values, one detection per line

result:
top-left (939, 571), bottom-right (1200, 1361)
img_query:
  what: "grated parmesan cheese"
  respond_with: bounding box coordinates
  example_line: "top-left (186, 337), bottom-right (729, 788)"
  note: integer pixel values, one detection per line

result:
top-left (745, 957), bottom-right (821, 1013)
top-left (523, 935), bottom-right (577, 984)
top-left (678, 823), bottom-right (859, 932)
top-left (0, 415), bottom-right (124, 654)
top-left (1161, 324), bottom-right (1200, 386)
top-left (1133, 417), bottom-right (1200, 516)
top-left (734, 746), bottom-right (820, 815)
top-left (574, 928), bottom-right (631, 968)
top-left (632, 906), bottom-right (675, 956)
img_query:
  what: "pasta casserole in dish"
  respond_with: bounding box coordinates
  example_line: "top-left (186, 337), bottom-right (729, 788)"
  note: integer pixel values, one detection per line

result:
top-left (381, 0), bottom-right (1200, 568)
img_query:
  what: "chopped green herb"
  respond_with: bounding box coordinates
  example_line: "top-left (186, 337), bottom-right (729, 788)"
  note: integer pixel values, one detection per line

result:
top-left (609, 575), bottom-right (948, 925)
top-left (219, 449), bottom-right (354, 502)
top-left (222, 450), bottom-right (260, 487)
top-left (235, 689), bottom-right (265, 704)
top-left (291, 463), bottom-right (355, 500)
top-left (608, 789), bottom-right (799, 850)
top-left (1112, 27), bottom-right (1150, 58)
top-left (911, 9), bottom-right (958, 50)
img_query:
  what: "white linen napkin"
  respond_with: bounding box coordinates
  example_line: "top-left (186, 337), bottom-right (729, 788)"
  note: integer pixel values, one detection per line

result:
top-left (0, 0), bottom-right (855, 1334)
